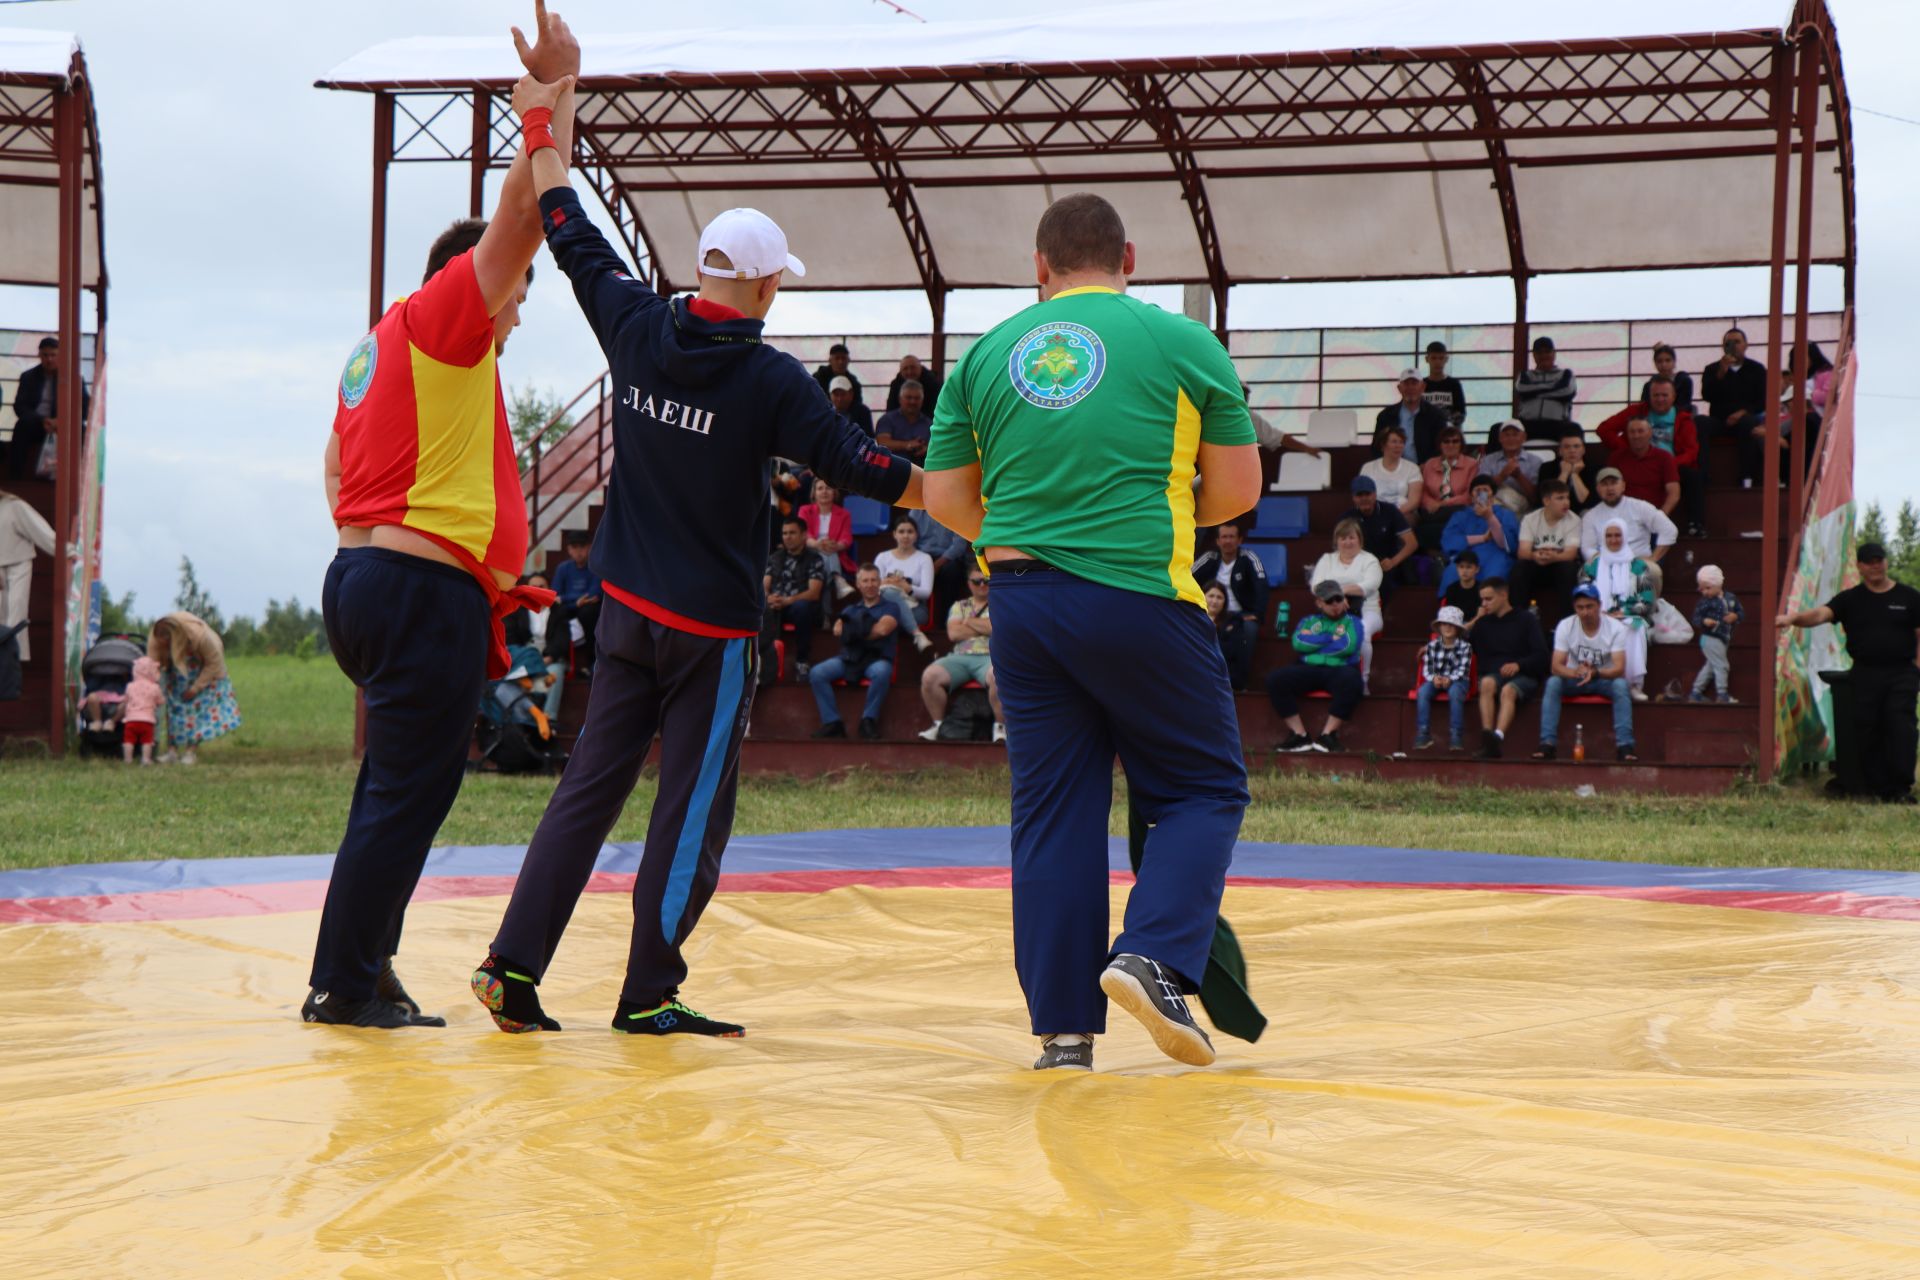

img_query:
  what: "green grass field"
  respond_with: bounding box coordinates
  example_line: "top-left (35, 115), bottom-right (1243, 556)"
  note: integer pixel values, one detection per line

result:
top-left (0, 656), bottom-right (1912, 874)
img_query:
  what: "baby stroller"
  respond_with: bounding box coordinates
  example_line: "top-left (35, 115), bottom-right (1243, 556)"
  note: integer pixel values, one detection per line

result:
top-left (474, 644), bottom-right (568, 775)
top-left (76, 634), bottom-right (146, 758)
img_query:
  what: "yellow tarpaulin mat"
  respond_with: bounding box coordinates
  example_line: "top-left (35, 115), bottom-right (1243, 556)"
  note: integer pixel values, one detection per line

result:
top-left (8, 884), bottom-right (1920, 1278)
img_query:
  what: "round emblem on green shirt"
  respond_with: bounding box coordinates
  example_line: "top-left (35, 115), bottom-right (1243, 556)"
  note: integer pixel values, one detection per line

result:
top-left (339, 333), bottom-right (378, 409)
top-left (1008, 322), bottom-right (1106, 410)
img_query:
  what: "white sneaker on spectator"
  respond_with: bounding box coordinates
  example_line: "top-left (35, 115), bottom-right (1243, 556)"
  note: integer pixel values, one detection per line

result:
top-left (992, 723), bottom-right (1006, 744)
top-left (833, 578), bottom-right (854, 600)
top-left (912, 633), bottom-right (933, 654)
top-left (917, 722), bottom-right (942, 741)
top-left (1629, 686), bottom-right (1649, 703)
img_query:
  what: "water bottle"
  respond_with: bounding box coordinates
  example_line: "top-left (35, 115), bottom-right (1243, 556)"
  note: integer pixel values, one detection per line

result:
top-left (1275, 600), bottom-right (1291, 640)
top-left (1573, 723), bottom-right (1585, 763)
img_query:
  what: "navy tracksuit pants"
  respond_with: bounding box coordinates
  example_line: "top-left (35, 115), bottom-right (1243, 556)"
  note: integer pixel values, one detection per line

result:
top-left (989, 564), bottom-right (1250, 1035)
top-left (492, 596), bottom-right (757, 1006)
top-left (311, 548), bottom-right (490, 998)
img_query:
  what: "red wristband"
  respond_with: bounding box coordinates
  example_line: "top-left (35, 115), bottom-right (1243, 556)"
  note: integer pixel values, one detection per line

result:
top-left (522, 106), bottom-right (556, 155)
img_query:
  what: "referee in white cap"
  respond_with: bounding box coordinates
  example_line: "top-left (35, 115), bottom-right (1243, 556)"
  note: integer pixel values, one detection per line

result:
top-left (473, 76), bottom-right (925, 1038)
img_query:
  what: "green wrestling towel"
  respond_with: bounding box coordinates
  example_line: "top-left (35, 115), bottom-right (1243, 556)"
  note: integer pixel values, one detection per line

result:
top-left (1128, 796), bottom-right (1267, 1043)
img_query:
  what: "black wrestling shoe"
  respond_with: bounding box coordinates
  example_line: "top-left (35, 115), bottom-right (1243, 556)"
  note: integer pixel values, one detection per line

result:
top-left (612, 998), bottom-right (744, 1038)
top-left (375, 957), bottom-right (433, 1019)
top-left (301, 988), bottom-right (439, 1029)
top-left (1098, 954), bottom-right (1215, 1067)
top-left (1033, 1034), bottom-right (1094, 1071)
top-left (471, 952), bottom-right (561, 1033)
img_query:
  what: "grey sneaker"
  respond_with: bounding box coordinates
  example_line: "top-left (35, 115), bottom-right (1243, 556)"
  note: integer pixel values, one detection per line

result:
top-left (1098, 953), bottom-right (1216, 1066)
top-left (1033, 1034), bottom-right (1094, 1071)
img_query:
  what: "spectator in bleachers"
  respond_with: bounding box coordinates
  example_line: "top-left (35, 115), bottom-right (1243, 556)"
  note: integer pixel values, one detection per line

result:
top-left (1443, 550), bottom-right (1485, 629)
top-left (874, 516), bottom-right (936, 654)
top-left (1193, 519), bottom-right (1267, 652)
top-left (761, 514), bottom-right (827, 684)
top-left (809, 564), bottom-right (904, 741)
top-left (1533, 584), bottom-right (1637, 761)
top-left (1689, 563), bottom-right (1740, 704)
top-left (1546, 433), bottom-right (1602, 513)
top-left (1412, 604), bottom-right (1472, 752)
top-left (886, 353), bottom-right (942, 416)
top-left (1422, 341), bottom-right (1468, 429)
top-left (1440, 475), bottom-right (1518, 596)
top-left (1204, 583), bottom-right (1253, 692)
top-left (1268, 579), bottom-right (1364, 754)
top-left (1245, 384), bottom-right (1328, 460)
top-left (1475, 419), bottom-right (1541, 514)
top-left (1602, 416), bottom-right (1682, 521)
top-left (799, 477), bottom-right (857, 598)
top-left (910, 507), bottom-right (973, 615)
top-left (504, 570), bottom-right (566, 667)
top-left (875, 380), bottom-right (932, 464)
top-left (1700, 327), bottom-right (1770, 486)
top-left (919, 569), bottom-right (1004, 742)
top-left (1510, 479), bottom-right (1584, 629)
top-left (0, 484), bottom-right (55, 661)
top-left (1344, 475), bottom-right (1417, 590)
top-left (1644, 342), bottom-right (1695, 414)
top-left (1578, 468), bottom-right (1677, 586)
top-left (1310, 518), bottom-right (1384, 686)
top-left (1470, 576), bottom-right (1548, 758)
top-left (1786, 342), bottom-right (1835, 470)
top-left (1416, 426), bottom-right (1473, 551)
top-left (1511, 335), bottom-right (1579, 444)
top-left (813, 342), bottom-right (861, 399)
top-left (8, 336), bottom-right (88, 483)
top-left (1374, 368), bottom-right (1446, 462)
top-left (550, 531), bottom-right (602, 676)
top-left (1597, 376), bottom-right (1700, 536)
top-left (1359, 423), bottom-right (1424, 520)
top-left (1579, 518), bottom-right (1655, 702)
top-left (828, 374), bottom-right (874, 436)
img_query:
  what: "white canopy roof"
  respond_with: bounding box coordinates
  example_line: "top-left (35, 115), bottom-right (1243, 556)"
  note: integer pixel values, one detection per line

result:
top-left (320, 0), bottom-right (1852, 296)
top-left (0, 28), bottom-right (104, 291)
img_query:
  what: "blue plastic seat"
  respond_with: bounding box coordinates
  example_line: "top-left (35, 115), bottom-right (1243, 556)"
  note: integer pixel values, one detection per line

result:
top-left (844, 494), bottom-right (890, 536)
top-left (1254, 496), bottom-right (1310, 540)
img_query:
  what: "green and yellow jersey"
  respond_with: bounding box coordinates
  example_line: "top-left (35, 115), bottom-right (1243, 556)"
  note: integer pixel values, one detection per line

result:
top-left (925, 287), bottom-right (1255, 606)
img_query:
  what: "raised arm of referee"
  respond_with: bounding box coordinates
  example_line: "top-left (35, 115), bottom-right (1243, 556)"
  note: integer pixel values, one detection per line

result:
top-left (472, 75), bottom-right (925, 1039)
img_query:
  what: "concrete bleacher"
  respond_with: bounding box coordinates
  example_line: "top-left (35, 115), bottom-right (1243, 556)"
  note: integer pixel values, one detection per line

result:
top-left (533, 426), bottom-right (1775, 796)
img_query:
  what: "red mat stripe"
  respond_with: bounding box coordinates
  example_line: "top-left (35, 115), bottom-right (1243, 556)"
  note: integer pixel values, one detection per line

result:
top-left (4, 865), bottom-right (1920, 925)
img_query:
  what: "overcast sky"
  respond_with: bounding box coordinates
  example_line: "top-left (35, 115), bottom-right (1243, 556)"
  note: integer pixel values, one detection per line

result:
top-left (1, 0), bottom-right (1914, 620)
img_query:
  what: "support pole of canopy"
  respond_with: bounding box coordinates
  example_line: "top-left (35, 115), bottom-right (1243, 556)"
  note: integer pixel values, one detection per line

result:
top-left (469, 89), bottom-right (490, 219)
top-left (369, 92), bottom-right (392, 330)
top-left (1117, 74), bottom-right (1229, 341)
top-left (50, 79), bottom-right (81, 756)
top-left (1511, 275), bottom-right (1529, 411)
top-left (1759, 48), bottom-right (1793, 786)
top-left (1787, 34), bottom-right (1819, 538)
top-left (929, 288), bottom-right (948, 382)
top-left (1456, 59), bottom-right (1531, 411)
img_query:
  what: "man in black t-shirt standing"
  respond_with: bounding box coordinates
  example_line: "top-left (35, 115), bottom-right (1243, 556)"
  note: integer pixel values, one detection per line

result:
top-left (1779, 542), bottom-right (1920, 804)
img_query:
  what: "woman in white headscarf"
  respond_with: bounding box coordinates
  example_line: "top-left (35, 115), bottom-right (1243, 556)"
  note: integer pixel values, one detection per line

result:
top-left (1578, 518), bottom-right (1656, 700)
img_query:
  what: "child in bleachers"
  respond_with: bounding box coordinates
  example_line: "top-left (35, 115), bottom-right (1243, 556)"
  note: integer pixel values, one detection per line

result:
top-left (1689, 564), bottom-right (1741, 703)
top-left (1413, 605), bottom-right (1472, 751)
top-left (1442, 551), bottom-right (1484, 630)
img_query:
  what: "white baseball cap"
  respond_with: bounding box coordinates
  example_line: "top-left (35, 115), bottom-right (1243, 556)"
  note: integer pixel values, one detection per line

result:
top-left (696, 208), bottom-right (806, 281)
top-left (828, 375), bottom-right (854, 393)
top-left (1399, 368), bottom-right (1421, 382)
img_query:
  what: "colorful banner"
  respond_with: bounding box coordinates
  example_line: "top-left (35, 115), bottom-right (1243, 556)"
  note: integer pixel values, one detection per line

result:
top-left (1774, 341), bottom-right (1858, 773)
top-left (63, 357), bottom-right (105, 717)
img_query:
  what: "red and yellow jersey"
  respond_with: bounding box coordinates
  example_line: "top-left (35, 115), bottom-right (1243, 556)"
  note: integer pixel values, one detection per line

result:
top-left (331, 249), bottom-right (527, 586)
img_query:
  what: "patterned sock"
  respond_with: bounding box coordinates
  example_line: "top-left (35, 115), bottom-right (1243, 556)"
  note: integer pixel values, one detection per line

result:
top-left (471, 953), bottom-right (561, 1032)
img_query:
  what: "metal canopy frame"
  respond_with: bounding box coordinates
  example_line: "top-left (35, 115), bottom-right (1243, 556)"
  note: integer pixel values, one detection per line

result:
top-left (321, 0), bottom-right (1858, 782)
top-left (1, 47), bottom-right (108, 755)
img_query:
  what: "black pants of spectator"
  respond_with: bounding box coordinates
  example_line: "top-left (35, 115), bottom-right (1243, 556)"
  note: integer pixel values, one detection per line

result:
top-left (758, 598), bottom-right (822, 684)
top-left (1509, 559), bottom-right (1582, 630)
top-left (1849, 663), bottom-right (1919, 800)
top-left (1678, 464), bottom-right (1708, 531)
top-left (1266, 664), bottom-right (1364, 721)
top-left (553, 598), bottom-right (603, 670)
top-left (1415, 510), bottom-right (1455, 554)
top-left (310, 547), bottom-right (490, 999)
top-left (6, 417), bottom-right (45, 482)
top-left (931, 556), bottom-right (971, 618)
top-left (492, 597), bottom-right (758, 1007)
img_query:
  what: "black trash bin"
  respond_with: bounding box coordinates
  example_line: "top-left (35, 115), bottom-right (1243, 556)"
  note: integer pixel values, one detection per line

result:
top-left (1816, 669), bottom-right (1861, 795)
